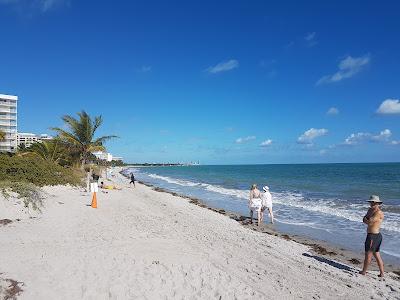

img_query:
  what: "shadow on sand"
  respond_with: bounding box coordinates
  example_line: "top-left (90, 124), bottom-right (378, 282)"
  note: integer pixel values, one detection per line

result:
top-left (302, 253), bottom-right (354, 272)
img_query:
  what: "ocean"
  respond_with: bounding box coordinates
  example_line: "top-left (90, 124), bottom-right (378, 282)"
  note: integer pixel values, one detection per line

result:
top-left (122, 163), bottom-right (400, 264)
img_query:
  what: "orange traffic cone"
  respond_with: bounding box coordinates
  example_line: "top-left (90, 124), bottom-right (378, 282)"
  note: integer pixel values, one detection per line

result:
top-left (91, 192), bottom-right (97, 208)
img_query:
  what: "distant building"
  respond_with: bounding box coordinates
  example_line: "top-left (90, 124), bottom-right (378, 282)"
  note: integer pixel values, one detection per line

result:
top-left (92, 151), bottom-right (113, 162)
top-left (92, 151), bottom-right (123, 162)
top-left (17, 133), bottom-right (53, 148)
top-left (0, 94), bottom-right (18, 153)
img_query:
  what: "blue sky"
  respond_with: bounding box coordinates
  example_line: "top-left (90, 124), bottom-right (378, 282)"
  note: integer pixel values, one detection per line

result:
top-left (1, 0), bottom-right (400, 164)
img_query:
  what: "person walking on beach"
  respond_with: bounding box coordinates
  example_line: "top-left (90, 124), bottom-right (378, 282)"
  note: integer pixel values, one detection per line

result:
top-left (359, 195), bottom-right (384, 277)
top-left (129, 173), bottom-right (136, 187)
top-left (261, 186), bottom-right (274, 224)
top-left (249, 184), bottom-right (262, 226)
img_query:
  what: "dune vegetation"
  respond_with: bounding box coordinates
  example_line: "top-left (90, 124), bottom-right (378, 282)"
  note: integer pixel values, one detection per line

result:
top-left (0, 111), bottom-right (117, 209)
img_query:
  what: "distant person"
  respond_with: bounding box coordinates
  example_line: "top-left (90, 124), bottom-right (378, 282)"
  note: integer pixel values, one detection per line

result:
top-left (249, 184), bottom-right (262, 225)
top-left (129, 173), bottom-right (136, 187)
top-left (100, 181), bottom-right (122, 190)
top-left (261, 186), bottom-right (274, 224)
top-left (359, 195), bottom-right (384, 277)
top-left (92, 172), bottom-right (100, 182)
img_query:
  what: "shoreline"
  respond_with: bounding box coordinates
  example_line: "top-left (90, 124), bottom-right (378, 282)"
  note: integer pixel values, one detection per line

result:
top-left (120, 171), bottom-right (400, 273)
top-left (1, 170), bottom-right (399, 298)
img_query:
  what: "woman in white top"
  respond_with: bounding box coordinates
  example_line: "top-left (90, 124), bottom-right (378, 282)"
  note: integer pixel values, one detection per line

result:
top-left (261, 185), bottom-right (274, 224)
top-left (249, 184), bottom-right (262, 225)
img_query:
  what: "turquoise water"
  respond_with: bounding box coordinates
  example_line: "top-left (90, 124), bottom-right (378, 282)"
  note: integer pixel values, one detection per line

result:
top-left (124, 163), bottom-right (400, 264)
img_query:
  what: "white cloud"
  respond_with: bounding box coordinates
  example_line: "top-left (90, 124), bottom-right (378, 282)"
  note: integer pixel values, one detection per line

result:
top-left (0, 0), bottom-right (68, 12)
top-left (304, 32), bottom-right (317, 47)
top-left (319, 149), bottom-right (327, 155)
top-left (376, 99), bottom-right (400, 115)
top-left (207, 59), bottom-right (239, 74)
top-left (305, 32), bottom-right (316, 41)
top-left (235, 136), bottom-right (256, 144)
top-left (138, 65), bottom-right (152, 73)
top-left (41, 0), bottom-right (62, 11)
top-left (391, 140), bottom-right (400, 145)
top-left (343, 132), bottom-right (370, 145)
top-left (260, 139), bottom-right (272, 147)
top-left (371, 129), bottom-right (392, 142)
top-left (327, 107), bottom-right (339, 115)
top-left (317, 54), bottom-right (370, 85)
top-left (343, 129), bottom-right (392, 145)
top-left (297, 128), bottom-right (328, 144)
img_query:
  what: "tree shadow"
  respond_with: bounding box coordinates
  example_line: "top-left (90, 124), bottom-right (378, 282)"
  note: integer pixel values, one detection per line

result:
top-left (302, 253), bottom-right (354, 272)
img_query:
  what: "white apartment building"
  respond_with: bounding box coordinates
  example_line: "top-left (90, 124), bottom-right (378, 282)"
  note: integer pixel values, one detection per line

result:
top-left (17, 133), bottom-right (53, 148)
top-left (92, 151), bottom-right (113, 162)
top-left (92, 151), bottom-right (123, 162)
top-left (0, 94), bottom-right (18, 153)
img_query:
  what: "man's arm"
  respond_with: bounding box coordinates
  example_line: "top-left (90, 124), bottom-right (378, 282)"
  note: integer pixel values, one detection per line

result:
top-left (367, 210), bottom-right (383, 223)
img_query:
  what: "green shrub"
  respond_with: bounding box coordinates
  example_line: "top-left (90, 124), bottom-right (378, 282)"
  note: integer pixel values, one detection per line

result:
top-left (0, 181), bottom-right (43, 211)
top-left (0, 154), bottom-right (84, 187)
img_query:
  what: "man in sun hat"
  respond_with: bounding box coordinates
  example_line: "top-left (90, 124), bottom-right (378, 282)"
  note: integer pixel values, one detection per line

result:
top-left (359, 195), bottom-right (384, 277)
top-left (260, 185), bottom-right (274, 224)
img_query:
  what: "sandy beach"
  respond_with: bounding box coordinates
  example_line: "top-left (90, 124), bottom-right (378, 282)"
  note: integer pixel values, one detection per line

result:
top-left (1, 170), bottom-right (399, 299)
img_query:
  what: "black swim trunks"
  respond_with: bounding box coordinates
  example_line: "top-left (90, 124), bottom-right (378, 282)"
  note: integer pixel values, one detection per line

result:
top-left (364, 233), bottom-right (382, 252)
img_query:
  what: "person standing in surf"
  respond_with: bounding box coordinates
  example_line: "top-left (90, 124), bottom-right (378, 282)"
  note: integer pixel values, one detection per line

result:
top-left (249, 184), bottom-right (262, 226)
top-left (129, 173), bottom-right (136, 187)
top-left (359, 195), bottom-right (384, 277)
top-left (261, 186), bottom-right (274, 224)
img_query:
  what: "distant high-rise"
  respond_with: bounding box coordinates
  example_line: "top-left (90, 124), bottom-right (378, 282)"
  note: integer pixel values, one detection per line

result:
top-left (0, 94), bottom-right (18, 153)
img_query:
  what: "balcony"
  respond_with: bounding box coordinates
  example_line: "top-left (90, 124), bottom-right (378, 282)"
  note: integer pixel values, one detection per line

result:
top-left (0, 115), bottom-right (17, 120)
top-left (0, 102), bottom-right (17, 108)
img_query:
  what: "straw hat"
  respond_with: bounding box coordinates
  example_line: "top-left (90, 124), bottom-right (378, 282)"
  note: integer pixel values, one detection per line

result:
top-left (367, 195), bottom-right (383, 204)
top-left (263, 186), bottom-right (269, 192)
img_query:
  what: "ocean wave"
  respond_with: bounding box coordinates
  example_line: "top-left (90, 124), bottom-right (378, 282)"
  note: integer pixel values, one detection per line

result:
top-left (139, 171), bottom-right (400, 234)
top-left (148, 174), bottom-right (201, 187)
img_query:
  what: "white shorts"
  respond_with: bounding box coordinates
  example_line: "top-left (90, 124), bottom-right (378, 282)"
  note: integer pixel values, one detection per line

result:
top-left (249, 199), bottom-right (262, 212)
top-left (262, 200), bottom-right (272, 210)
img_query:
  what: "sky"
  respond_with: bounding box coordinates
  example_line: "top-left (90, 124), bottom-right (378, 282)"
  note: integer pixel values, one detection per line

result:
top-left (1, 0), bottom-right (400, 164)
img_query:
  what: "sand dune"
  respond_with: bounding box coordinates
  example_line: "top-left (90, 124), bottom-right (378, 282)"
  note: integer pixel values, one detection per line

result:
top-left (0, 171), bottom-right (399, 299)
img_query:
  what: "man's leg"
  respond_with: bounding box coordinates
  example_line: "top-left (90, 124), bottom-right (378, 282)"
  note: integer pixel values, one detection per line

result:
top-left (268, 207), bottom-right (274, 224)
top-left (373, 252), bottom-right (384, 277)
top-left (249, 210), bottom-right (253, 224)
top-left (360, 251), bottom-right (373, 275)
top-left (257, 209), bottom-right (262, 226)
top-left (260, 208), bottom-right (264, 222)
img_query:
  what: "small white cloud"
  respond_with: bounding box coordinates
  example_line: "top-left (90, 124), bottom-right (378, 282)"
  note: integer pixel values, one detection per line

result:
top-left (319, 149), bottom-right (327, 155)
top-left (207, 59), bottom-right (239, 74)
top-left (305, 32), bottom-right (316, 41)
top-left (371, 129), bottom-right (392, 142)
top-left (297, 128), bottom-right (328, 144)
top-left (343, 129), bottom-right (392, 145)
top-left (376, 99), bottom-right (400, 115)
top-left (236, 136), bottom-right (256, 144)
top-left (260, 139), bottom-right (272, 147)
top-left (138, 65), bottom-right (152, 73)
top-left (317, 54), bottom-right (370, 85)
top-left (327, 107), bottom-right (339, 115)
top-left (304, 32), bottom-right (317, 47)
top-left (0, 0), bottom-right (69, 12)
top-left (343, 132), bottom-right (370, 145)
top-left (391, 140), bottom-right (400, 145)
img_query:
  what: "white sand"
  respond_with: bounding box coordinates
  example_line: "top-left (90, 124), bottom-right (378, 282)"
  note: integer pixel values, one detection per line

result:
top-left (0, 171), bottom-right (399, 299)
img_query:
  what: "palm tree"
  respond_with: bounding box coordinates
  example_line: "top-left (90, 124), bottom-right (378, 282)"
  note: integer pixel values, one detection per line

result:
top-left (22, 139), bottom-right (70, 165)
top-left (51, 111), bottom-right (117, 167)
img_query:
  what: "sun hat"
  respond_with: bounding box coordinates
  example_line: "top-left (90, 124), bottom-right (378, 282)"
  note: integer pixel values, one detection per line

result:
top-left (263, 186), bottom-right (269, 192)
top-left (367, 195), bottom-right (383, 204)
